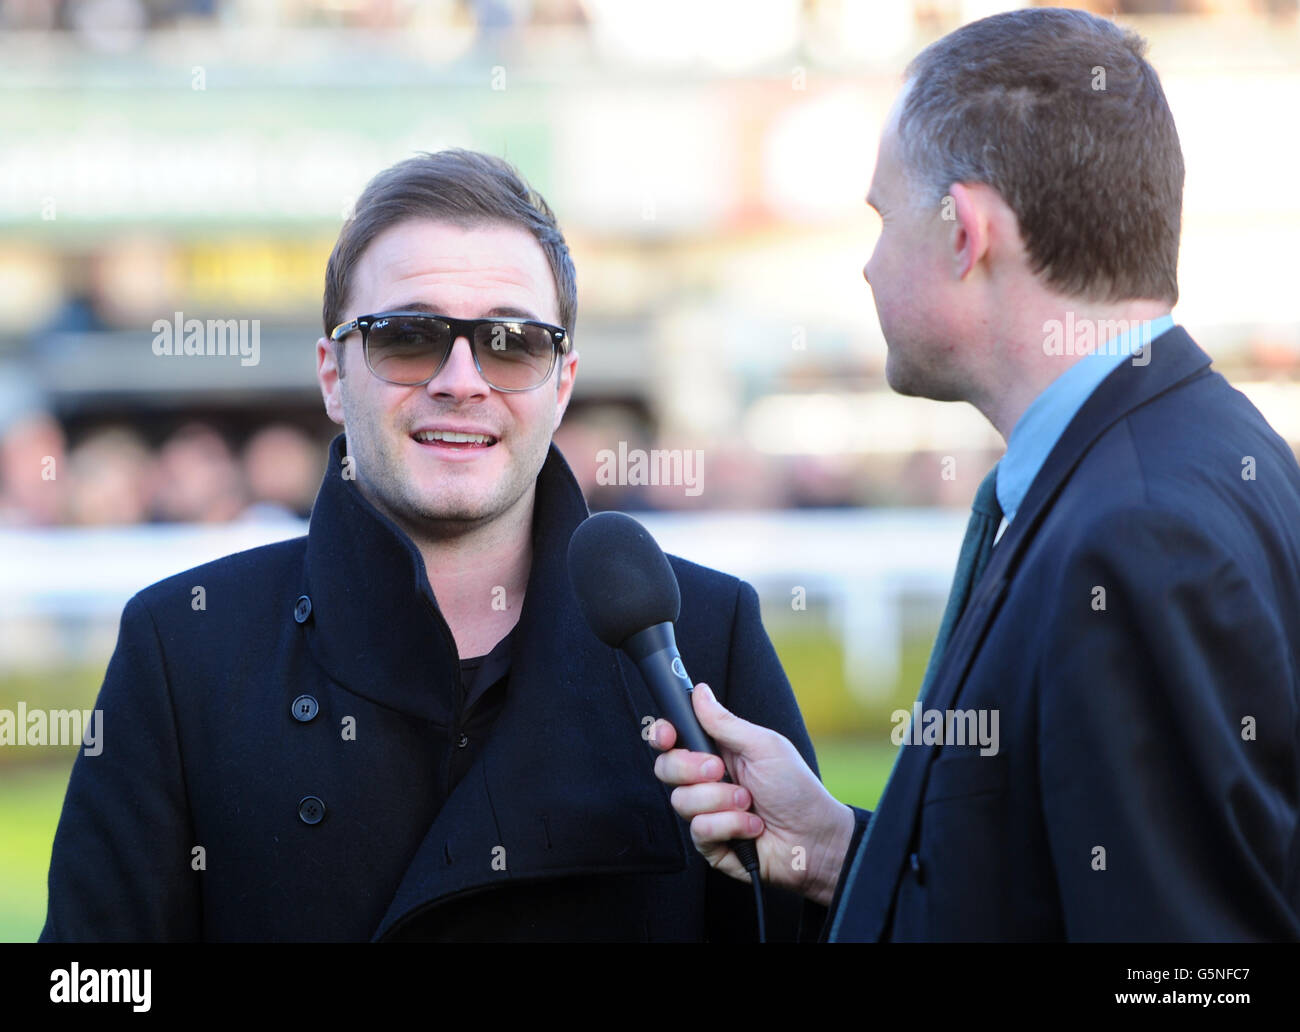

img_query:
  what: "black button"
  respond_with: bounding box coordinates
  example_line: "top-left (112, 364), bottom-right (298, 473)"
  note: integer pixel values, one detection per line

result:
top-left (291, 695), bottom-right (319, 722)
top-left (293, 595), bottom-right (312, 623)
top-left (298, 796), bottom-right (325, 825)
top-left (909, 852), bottom-right (924, 885)
top-left (456, 732), bottom-right (469, 749)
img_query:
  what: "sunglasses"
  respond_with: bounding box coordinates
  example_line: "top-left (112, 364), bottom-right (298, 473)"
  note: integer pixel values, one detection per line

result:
top-left (330, 311), bottom-right (569, 392)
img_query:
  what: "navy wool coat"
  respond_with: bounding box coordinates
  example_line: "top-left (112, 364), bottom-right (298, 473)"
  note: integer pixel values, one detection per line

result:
top-left (41, 435), bottom-right (823, 942)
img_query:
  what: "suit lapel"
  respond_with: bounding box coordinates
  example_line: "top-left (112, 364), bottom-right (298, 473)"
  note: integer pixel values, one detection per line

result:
top-left (829, 326), bottom-right (1213, 941)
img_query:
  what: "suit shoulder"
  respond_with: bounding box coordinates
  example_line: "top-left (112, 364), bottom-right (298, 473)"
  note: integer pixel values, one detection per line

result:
top-left (1065, 368), bottom-right (1300, 532)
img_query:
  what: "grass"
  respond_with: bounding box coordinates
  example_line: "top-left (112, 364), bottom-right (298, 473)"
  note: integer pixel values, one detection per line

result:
top-left (814, 738), bottom-right (896, 812)
top-left (0, 761), bottom-right (72, 942)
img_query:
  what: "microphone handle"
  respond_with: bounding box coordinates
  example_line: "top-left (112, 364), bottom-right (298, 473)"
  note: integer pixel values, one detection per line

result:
top-left (624, 623), bottom-right (763, 875)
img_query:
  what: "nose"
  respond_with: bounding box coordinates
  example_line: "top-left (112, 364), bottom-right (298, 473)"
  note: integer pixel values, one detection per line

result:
top-left (426, 336), bottom-right (490, 401)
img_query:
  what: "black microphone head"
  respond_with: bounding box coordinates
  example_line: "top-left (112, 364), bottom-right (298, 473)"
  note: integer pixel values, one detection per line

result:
top-left (567, 511), bottom-right (681, 648)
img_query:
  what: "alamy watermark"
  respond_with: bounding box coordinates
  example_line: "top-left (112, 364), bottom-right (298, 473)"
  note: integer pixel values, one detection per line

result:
top-left (152, 311), bottom-right (260, 366)
top-left (1042, 313), bottom-right (1152, 367)
top-left (595, 442), bottom-right (704, 497)
top-left (0, 703), bottom-right (102, 756)
top-left (891, 702), bottom-right (999, 756)
top-left (50, 964), bottom-right (150, 1012)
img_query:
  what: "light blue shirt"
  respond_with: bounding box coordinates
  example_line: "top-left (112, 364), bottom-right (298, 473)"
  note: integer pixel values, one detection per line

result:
top-left (996, 314), bottom-right (1175, 530)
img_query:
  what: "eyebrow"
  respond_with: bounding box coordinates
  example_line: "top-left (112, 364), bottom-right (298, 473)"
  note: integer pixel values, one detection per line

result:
top-left (384, 301), bottom-right (544, 322)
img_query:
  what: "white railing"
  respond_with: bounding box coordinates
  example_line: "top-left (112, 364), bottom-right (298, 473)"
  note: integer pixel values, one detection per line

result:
top-left (0, 509), bottom-right (966, 698)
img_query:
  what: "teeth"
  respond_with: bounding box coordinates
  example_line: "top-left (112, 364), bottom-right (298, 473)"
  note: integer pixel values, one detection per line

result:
top-left (414, 430), bottom-right (493, 444)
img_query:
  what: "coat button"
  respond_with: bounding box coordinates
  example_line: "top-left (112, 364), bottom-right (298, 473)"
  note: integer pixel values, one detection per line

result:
top-left (293, 595), bottom-right (312, 623)
top-left (291, 695), bottom-right (319, 722)
top-left (456, 732), bottom-right (469, 748)
top-left (298, 796), bottom-right (325, 825)
top-left (909, 852), bottom-right (925, 885)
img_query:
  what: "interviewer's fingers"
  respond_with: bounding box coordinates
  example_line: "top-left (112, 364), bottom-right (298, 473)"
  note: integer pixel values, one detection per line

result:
top-left (654, 748), bottom-right (726, 786)
top-left (669, 781), bottom-right (752, 819)
top-left (648, 718), bottom-right (676, 752)
top-left (690, 811), bottom-right (764, 847)
top-left (689, 683), bottom-right (770, 753)
top-left (651, 683), bottom-right (770, 758)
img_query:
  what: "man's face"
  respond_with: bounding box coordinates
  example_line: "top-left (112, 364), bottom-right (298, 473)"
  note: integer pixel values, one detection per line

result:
top-left (316, 218), bottom-right (577, 538)
top-left (863, 93), bottom-right (970, 402)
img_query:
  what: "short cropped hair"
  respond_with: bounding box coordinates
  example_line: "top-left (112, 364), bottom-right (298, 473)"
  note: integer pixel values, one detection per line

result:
top-left (323, 149), bottom-right (577, 345)
top-left (898, 7), bottom-right (1183, 304)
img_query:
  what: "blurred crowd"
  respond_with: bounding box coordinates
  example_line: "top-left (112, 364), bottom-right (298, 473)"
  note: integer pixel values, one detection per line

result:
top-left (0, 397), bottom-right (988, 526)
top-left (0, 412), bottom-right (325, 527)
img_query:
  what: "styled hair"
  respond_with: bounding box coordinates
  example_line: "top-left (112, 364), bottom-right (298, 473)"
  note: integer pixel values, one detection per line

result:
top-left (323, 149), bottom-right (577, 345)
top-left (897, 7), bottom-right (1183, 304)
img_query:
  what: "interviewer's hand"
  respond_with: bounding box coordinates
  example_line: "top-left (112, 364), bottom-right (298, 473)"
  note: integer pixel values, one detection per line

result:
top-left (651, 683), bottom-right (856, 907)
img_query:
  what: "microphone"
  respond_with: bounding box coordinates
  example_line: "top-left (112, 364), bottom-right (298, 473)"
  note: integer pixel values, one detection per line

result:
top-left (567, 511), bottom-right (765, 901)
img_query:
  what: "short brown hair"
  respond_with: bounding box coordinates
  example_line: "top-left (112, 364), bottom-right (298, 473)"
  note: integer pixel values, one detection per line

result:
top-left (323, 149), bottom-right (577, 346)
top-left (897, 7), bottom-right (1183, 304)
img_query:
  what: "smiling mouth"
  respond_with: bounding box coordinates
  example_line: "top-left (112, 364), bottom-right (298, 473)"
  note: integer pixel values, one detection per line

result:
top-left (411, 429), bottom-right (498, 449)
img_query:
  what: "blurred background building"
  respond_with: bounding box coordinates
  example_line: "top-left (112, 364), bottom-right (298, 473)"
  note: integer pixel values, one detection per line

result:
top-left (1, 0), bottom-right (1298, 939)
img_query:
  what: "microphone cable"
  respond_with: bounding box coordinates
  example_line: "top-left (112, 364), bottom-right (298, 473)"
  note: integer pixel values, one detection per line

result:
top-left (731, 808), bottom-right (766, 942)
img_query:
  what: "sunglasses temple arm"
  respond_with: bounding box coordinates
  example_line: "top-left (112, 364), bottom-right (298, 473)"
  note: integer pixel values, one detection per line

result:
top-left (331, 319), bottom-right (360, 342)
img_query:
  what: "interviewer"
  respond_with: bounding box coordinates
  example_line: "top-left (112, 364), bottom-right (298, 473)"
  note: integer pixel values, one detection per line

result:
top-left (652, 8), bottom-right (1300, 942)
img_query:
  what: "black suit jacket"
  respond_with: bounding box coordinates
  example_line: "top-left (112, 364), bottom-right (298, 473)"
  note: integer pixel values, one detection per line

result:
top-left (41, 435), bottom-right (822, 942)
top-left (828, 326), bottom-right (1300, 941)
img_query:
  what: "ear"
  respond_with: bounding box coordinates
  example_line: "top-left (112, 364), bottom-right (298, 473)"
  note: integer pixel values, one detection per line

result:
top-left (552, 348), bottom-right (579, 433)
top-left (317, 336), bottom-right (346, 427)
top-left (945, 182), bottom-right (993, 282)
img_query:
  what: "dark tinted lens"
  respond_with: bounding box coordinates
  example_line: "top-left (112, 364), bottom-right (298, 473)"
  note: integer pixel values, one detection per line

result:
top-left (474, 322), bottom-right (556, 389)
top-left (365, 316), bottom-right (449, 385)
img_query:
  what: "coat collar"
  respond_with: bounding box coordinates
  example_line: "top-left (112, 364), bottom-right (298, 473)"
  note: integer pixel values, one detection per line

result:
top-left (302, 432), bottom-right (596, 722)
top-left (302, 433), bottom-right (457, 723)
top-left (296, 434), bottom-right (688, 937)
top-left (828, 325), bottom-right (1213, 942)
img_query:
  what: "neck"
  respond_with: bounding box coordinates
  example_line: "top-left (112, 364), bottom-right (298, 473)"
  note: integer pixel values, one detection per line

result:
top-left (406, 492), bottom-right (536, 659)
top-left (970, 297), bottom-right (1173, 441)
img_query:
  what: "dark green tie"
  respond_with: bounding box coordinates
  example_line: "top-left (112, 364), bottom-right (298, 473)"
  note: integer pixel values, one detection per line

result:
top-left (828, 462), bottom-right (1004, 937)
top-left (863, 462), bottom-right (1002, 844)
top-left (918, 462), bottom-right (1002, 702)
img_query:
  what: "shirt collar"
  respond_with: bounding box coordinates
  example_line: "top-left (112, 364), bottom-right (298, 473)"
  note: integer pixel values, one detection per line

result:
top-left (997, 313), bottom-right (1175, 525)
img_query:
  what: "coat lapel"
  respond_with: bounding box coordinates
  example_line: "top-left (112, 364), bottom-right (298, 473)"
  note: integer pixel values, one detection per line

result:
top-left (829, 326), bottom-right (1213, 941)
top-left (370, 443), bottom-right (688, 940)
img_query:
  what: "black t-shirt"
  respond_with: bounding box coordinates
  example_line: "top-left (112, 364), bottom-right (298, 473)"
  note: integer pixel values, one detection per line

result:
top-left (441, 629), bottom-right (513, 798)
top-left (458, 629), bottom-right (512, 714)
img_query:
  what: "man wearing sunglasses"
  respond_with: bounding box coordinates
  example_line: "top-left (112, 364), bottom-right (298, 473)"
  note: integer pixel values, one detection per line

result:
top-left (40, 148), bottom-right (821, 942)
